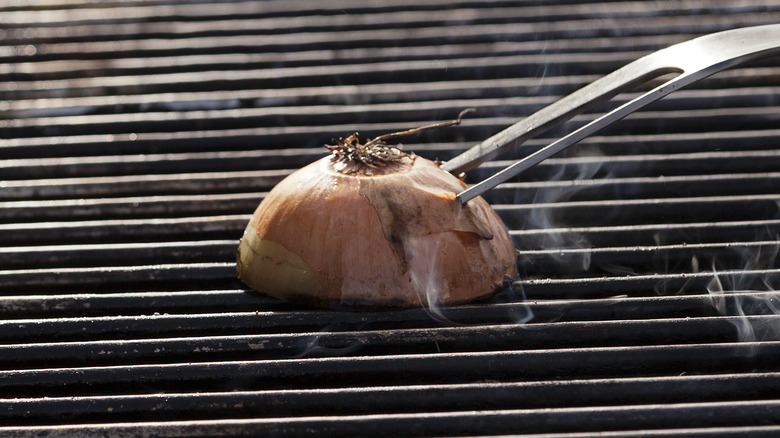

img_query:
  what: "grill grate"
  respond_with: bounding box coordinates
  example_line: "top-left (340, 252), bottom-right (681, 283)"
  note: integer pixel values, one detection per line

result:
top-left (3, 0), bottom-right (780, 436)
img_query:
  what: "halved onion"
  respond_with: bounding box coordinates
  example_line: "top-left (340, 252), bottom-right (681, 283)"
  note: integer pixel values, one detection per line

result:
top-left (237, 116), bottom-right (517, 308)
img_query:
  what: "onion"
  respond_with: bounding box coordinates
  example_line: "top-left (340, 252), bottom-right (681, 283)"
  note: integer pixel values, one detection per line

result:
top-left (237, 112), bottom-right (517, 308)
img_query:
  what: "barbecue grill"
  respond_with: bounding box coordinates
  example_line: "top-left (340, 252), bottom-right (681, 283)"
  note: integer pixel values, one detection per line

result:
top-left (3, 0), bottom-right (780, 436)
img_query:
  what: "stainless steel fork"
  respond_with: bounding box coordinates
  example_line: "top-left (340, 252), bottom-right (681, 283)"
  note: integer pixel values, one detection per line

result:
top-left (444, 24), bottom-right (780, 204)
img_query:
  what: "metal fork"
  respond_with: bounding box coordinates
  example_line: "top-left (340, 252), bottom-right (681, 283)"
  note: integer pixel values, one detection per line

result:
top-left (444, 24), bottom-right (780, 204)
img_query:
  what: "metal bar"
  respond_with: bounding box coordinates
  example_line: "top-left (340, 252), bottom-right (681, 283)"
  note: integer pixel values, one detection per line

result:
top-left (2, 373), bottom-right (779, 424)
top-left (519, 268), bottom-right (780, 299)
top-left (7, 401), bottom-right (780, 437)
top-left (512, 219), bottom-right (780, 247)
top-left (5, 288), bottom-right (750, 322)
top-left (2, 341), bottom-right (779, 397)
top-left (0, 216), bottom-right (248, 246)
top-left (0, 262), bottom-right (237, 292)
top-left (3, 316), bottom-right (778, 370)
top-left (0, 193), bottom-right (264, 222)
top-left (1, 292), bottom-right (767, 339)
top-left (7, 11), bottom-right (779, 63)
top-left (496, 193), bottom-right (780, 229)
top-left (0, 240), bottom-right (236, 269)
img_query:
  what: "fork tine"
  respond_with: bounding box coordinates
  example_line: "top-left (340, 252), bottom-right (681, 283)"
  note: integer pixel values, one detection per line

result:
top-left (447, 24), bottom-right (780, 204)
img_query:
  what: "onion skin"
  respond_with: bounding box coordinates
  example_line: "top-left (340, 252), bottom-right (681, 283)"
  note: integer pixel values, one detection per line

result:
top-left (237, 154), bottom-right (517, 309)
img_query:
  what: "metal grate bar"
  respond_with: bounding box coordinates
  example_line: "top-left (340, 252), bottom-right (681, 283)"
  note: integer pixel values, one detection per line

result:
top-left (2, 373), bottom-right (779, 426)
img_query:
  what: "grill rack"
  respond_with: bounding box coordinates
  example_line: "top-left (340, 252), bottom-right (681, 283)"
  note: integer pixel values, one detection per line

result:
top-left (3, 0), bottom-right (780, 436)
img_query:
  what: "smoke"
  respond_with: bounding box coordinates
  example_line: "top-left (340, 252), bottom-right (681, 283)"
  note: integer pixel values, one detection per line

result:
top-left (407, 234), bottom-right (533, 326)
top-left (408, 234), bottom-right (453, 324)
top-left (509, 139), bottom-right (780, 345)
top-left (491, 275), bottom-right (535, 325)
top-left (515, 145), bottom-right (611, 276)
top-left (293, 325), bottom-right (365, 358)
top-left (701, 235), bottom-right (780, 342)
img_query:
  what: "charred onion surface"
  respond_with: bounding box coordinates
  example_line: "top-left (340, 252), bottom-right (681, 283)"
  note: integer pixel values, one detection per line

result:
top-left (237, 112), bottom-right (517, 308)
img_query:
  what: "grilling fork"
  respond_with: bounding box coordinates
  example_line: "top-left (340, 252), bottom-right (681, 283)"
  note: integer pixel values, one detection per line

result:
top-left (444, 24), bottom-right (780, 204)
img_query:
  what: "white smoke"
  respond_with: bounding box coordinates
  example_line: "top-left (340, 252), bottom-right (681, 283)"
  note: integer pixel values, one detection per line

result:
top-left (515, 145), bottom-right (610, 275)
top-left (703, 236), bottom-right (780, 342)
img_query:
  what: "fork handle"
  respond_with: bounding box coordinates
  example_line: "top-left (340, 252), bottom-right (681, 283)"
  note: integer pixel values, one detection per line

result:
top-left (445, 24), bottom-right (780, 204)
top-left (440, 57), bottom-right (675, 176)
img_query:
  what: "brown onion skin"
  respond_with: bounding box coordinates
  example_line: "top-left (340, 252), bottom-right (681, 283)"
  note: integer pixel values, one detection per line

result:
top-left (236, 154), bottom-right (517, 309)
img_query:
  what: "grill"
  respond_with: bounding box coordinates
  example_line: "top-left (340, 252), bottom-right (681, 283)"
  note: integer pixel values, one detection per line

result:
top-left (3, 1), bottom-right (780, 436)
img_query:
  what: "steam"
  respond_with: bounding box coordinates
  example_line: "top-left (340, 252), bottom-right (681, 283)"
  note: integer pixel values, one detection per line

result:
top-left (408, 234), bottom-right (452, 324)
top-left (492, 275), bottom-right (535, 325)
top-left (516, 145), bottom-right (610, 275)
top-left (510, 138), bottom-right (780, 345)
top-left (407, 234), bottom-right (533, 325)
top-left (293, 325), bottom-right (365, 358)
top-left (701, 236), bottom-right (780, 342)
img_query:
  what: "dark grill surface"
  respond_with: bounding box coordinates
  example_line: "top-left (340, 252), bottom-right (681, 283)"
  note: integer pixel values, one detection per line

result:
top-left (3, 1), bottom-right (780, 436)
